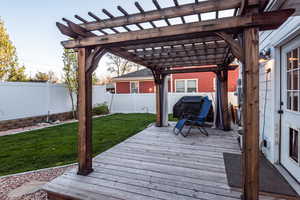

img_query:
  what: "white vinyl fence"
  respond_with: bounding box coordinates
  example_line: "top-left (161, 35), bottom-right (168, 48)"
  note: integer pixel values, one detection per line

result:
top-left (108, 92), bottom-right (237, 114)
top-left (0, 82), bottom-right (107, 121)
top-left (0, 82), bottom-right (237, 121)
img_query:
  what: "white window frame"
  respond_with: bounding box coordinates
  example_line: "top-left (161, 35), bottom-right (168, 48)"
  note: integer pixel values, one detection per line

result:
top-left (175, 79), bottom-right (185, 93)
top-left (213, 77), bottom-right (216, 91)
top-left (288, 126), bottom-right (300, 166)
top-left (130, 81), bottom-right (139, 94)
top-left (175, 79), bottom-right (198, 93)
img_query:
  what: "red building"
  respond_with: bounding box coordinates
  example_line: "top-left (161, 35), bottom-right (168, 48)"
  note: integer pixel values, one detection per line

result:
top-left (112, 68), bottom-right (239, 94)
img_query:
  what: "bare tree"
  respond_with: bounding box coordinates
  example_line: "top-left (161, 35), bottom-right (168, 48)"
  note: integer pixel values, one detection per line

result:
top-left (62, 49), bottom-right (78, 119)
top-left (106, 53), bottom-right (143, 77)
top-left (97, 75), bottom-right (113, 85)
top-left (62, 49), bottom-right (100, 119)
top-left (48, 71), bottom-right (59, 83)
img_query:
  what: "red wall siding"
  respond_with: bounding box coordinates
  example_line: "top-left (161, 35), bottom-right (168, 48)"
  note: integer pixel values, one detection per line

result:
top-left (228, 68), bottom-right (239, 92)
top-left (116, 82), bottom-right (130, 94)
top-left (139, 81), bottom-right (155, 93)
top-left (116, 80), bottom-right (171, 94)
top-left (172, 72), bottom-right (215, 92)
top-left (171, 67), bottom-right (239, 92)
top-left (115, 68), bottom-right (239, 93)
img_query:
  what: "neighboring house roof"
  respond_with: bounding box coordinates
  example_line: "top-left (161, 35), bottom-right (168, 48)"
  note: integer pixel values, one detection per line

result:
top-left (113, 68), bottom-right (153, 81)
top-left (116, 68), bottom-right (152, 78)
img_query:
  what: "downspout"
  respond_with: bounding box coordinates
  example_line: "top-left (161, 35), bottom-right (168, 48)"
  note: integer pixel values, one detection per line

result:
top-left (278, 46), bottom-right (283, 163)
top-left (170, 73), bottom-right (173, 93)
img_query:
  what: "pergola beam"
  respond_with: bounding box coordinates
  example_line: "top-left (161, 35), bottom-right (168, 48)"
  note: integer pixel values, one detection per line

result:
top-left (154, 60), bottom-right (224, 67)
top-left (215, 32), bottom-right (244, 62)
top-left (139, 48), bottom-right (227, 59)
top-left (60, 9), bottom-right (294, 49)
top-left (79, 0), bottom-right (261, 31)
top-left (162, 65), bottom-right (237, 74)
top-left (123, 36), bottom-right (222, 50)
top-left (134, 44), bottom-right (227, 55)
top-left (56, 22), bottom-right (79, 39)
top-left (148, 54), bottom-right (224, 64)
top-left (63, 18), bottom-right (96, 38)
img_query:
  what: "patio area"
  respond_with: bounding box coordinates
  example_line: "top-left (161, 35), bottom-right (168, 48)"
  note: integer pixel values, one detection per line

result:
top-left (44, 124), bottom-right (286, 200)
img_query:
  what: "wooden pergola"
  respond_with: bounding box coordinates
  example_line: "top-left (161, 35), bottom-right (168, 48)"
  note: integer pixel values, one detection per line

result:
top-left (56, 1), bottom-right (294, 199)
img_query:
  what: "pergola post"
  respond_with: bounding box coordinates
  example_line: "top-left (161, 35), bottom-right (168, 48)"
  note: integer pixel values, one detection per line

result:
top-left (162, 74), bottom-right (169, 127)
top-left (155, 79), bottom-right (162, 127)
top-left (242, 27), bottom-right (260, 200)
top-left (77, 48), bottom-right (93, 175)
top-left (220, 70), bottom-right (230, 131)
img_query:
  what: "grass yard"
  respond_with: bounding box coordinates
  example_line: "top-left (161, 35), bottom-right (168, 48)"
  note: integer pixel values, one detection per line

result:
top-left (168, 114), bottom-right (177, 122)
top-left (0, 113), bottom-right (156, 176)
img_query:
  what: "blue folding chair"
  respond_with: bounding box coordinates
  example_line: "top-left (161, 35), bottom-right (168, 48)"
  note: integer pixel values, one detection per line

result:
top-left (173, 96), bottom-right (212, 137)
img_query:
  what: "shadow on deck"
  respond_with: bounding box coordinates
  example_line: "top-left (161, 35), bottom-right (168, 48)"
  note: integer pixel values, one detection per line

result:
top-left (44, 123), bottom-right (285, 200)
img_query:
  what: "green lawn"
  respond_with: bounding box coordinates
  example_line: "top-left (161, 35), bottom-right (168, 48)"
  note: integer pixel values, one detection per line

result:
top-left (168, 114), bottom-right (177, 122)
top-left (0, 113), bottom-right (156, 176)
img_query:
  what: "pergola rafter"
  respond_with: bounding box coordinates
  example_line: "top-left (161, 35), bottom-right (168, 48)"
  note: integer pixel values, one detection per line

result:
top-left (56, 1), bottom-right (293, 70)
top-left (123, 36), bottom-right (224, 50)
top-left (141, 51), bottom-right (227, 61)
top-left (78, 0), bottom-right (266, 31)
top-left (60, 9), bottom-right (293, 48)
top-left (54, 1), bottom-right (295, 200)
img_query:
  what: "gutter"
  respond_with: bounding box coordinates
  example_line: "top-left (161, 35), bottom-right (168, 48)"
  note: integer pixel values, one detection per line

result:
top-left (112, 76), bottom-right (154, 81)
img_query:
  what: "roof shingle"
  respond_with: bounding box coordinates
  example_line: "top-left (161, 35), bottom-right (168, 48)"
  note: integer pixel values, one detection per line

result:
top-left (115, 68), bottom-right (152, 78)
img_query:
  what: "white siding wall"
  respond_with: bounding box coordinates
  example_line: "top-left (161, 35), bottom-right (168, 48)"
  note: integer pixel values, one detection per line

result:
top-left (258, 16), bottom-right (300, 163)
top-left (259, 60), bottom-right (275, 162)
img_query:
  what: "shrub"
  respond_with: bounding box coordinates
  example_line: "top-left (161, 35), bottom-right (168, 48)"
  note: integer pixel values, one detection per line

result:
top-left (92, 103), bottom-right (109, 115)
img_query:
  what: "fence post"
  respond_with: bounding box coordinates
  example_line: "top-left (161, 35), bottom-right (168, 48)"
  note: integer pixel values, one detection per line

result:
top-left (46, 82), bottom-right (51, 120)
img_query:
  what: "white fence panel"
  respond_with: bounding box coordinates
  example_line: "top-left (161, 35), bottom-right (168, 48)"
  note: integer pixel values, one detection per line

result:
top-left (228, 92), bottom-right (237, 107)
top-left (0, 82), bottom-right (48, 121)
top-left (109, 94), bottom-right (156, 113)
top-left (93, 86), bottom-right (109, 106)
top-left (133, 94), bottom-right (156, 113)
top-left (109, 92), bottom-right (237, 114)
top-left (48, 84), bottom-right (73, 114)
top-left (0, 82), bottom-right (109, 121)
top-left (0, 81), bottom-right (237, 121)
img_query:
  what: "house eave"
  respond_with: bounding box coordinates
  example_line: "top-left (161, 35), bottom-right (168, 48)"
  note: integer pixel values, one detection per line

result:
top-left (113, 76), bottom-right (154, 82)
top-left (267, 0), bottom-right (300, 15)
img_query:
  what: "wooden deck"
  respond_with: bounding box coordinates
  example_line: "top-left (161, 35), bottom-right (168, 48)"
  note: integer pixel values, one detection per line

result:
top-left (44, 124), bottom-right (286, 200)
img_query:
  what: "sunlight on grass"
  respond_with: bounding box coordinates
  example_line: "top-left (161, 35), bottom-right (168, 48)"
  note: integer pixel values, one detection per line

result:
top-left (0, 113), bottom-right (155, 176)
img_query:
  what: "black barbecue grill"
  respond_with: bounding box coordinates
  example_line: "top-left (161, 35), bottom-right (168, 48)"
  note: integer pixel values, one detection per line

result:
top-left (173, 96), bottom-right (214, 122)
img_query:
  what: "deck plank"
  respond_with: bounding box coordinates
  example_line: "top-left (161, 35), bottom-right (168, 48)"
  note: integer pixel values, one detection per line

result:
top-left (43, 124), bottom-right (289, 200)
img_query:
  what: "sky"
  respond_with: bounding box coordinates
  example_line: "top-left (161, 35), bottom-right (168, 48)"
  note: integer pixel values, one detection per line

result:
top-left (0, 0), bottom-right (233, 80)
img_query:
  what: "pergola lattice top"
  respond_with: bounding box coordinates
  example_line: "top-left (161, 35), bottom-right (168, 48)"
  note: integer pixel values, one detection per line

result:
top-left (57, 0), bottom-right (293, 70)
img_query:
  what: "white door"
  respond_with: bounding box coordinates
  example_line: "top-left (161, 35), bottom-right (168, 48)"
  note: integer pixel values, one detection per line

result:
top-left (281, 36), bottom-right (300, 182)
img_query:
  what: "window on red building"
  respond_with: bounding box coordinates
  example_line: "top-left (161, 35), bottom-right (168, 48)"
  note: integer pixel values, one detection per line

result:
top-left (187, 80), bottom-right (197, 92)
top-left (175, 80), bottom-right (185, 92)
top-left (130, 81), bottom-right (139, 93)
top-left (175, 79), bottom-right (197, 93)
